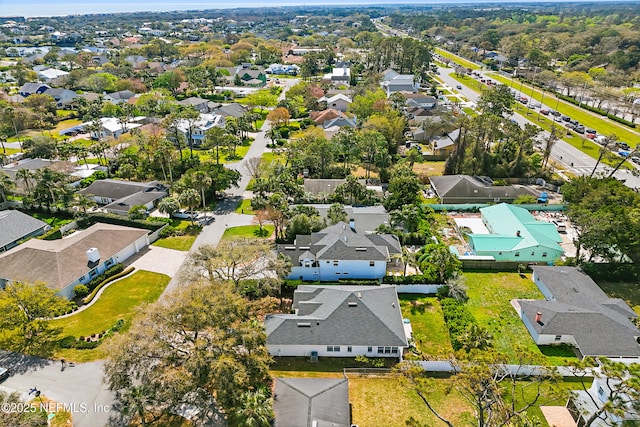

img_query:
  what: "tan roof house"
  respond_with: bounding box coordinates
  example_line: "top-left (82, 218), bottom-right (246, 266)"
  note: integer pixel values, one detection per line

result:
top-left (0, 223), bottom-right (150, 298)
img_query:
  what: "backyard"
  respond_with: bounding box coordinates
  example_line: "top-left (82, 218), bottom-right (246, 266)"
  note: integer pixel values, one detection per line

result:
top-left (50, 270), bottom-right (170, 362)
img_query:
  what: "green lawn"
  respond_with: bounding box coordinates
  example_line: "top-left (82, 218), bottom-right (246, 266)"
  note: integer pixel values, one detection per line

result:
top-left (197, 144), bottom-right (251, 164)
top-left (51, 270), bottom-right (170, 362)
top-left (261, 150), bottom-right (285, 166)
top-left (435, 47), bottom-right (481, 70)
top-left (598, 281), bottom-right (640, 316)
top-left (1, 146), bottom-right (21, 155)
top-left (400, 294), bottom-right (454, 358)
top-left (464, 272), bottom-right (578, 365)
top-left (488, 72), bottom-right (640, 148)
top-left (28, 212), bottom-right (73, 228)
top-left (221, 225), bottom-right (274, 240)
top-left (235, 198), bottom-right (255, 215)
top-left (151, 220), bottom-right (201, 251)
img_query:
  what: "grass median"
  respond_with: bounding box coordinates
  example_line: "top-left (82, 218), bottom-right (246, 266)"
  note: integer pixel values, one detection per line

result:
top-left (435, 47), bottom-right (481, 70)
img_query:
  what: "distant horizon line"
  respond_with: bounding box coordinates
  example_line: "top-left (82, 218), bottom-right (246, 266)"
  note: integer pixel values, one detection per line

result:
top-left (1, 0), bottom-right (635, 19)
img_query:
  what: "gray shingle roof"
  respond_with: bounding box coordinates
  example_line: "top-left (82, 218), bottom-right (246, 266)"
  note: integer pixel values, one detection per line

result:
top-left (278, 222), bottom-right (400, 263)
top-left (274, 377), bottom-right (350, 427)
top-left (265, 285), bottom-right (408, 347)
top-left (102, 187), bottom-right (167, 214)
top-left (0, 210), bottom-right (49, 250)
top-left (518, 266), bottom-right (640, 358)
top-left (429, 175), bottom-right (539, 203)
top-left (79, 179), bottom-right (163, 201)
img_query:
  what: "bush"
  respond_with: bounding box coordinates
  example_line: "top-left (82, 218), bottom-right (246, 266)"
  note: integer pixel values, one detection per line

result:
top-left (82, 265), bottom-right (133, 305)
top-left (159, 225), bottom-right (176, 238)
top-left (77, 213), bottom-right (165, 232)
top-left (85, 264), bottom-right (125, 292)
top-left (111, 319), bottom-right (125, 332)
top-left (440, 298), bottom-right (478, 351)
top-left (73, 284), bottom-right (89, 298)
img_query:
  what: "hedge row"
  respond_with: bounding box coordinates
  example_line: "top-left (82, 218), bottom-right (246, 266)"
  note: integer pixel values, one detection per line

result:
top-left (82, 265), bottom-right (133, 305)
top-left (383, 275), bottom-right (441, 285)
top-left (440, 298), bottom-right (478, 351)
top-left (78, 213), bottom-right (165, 231)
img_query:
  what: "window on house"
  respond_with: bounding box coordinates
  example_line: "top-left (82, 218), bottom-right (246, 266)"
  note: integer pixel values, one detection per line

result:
top-left (531, 252), bottom-right (535, 256)
top-left (391, 347), bottom-right (398, 353)
top-left (367, 347), bottom-right (372, 352)
top-left (327, 346), bottom-right (340, 352)
top-left (377, 346), bottom-right (384, 354)
top-left (598, 386), bottom-right (604, 397)
top-left (555, 335), bottom-right (562, 341)
top-left (542, 252), bottom-right (548, 257)
top-left (333, 261), bottom-right (339, 266)
top-left (369, 261), bottom-right (375, 267)
top-left (347, 346), bottom-right (352, 353)
top-left (515, 252), bottom-right (520, 257)
top-left (378, 346), bottom-right (394, 354)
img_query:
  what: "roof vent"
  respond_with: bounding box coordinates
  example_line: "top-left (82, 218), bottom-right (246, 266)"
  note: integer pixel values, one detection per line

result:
top-left (297, 322), bottom-right (311, 327)
top-left (348, 301), bottom-right (358, 307)
top-left (355, 248), bottom-right (367, 251)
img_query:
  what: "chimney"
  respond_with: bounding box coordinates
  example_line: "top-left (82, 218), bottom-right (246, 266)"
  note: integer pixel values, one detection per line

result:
top-left (535, 312), bottom-right (542, 323)
top-left (516, 230), bottom-right (521, 237)
top-left (86, 247), bottom-right (100, 263)
top-left (349, 218), bottom-right (355, 231)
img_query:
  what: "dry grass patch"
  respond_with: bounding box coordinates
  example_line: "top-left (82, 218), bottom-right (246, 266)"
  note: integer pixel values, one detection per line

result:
top-left (413, 161), bottom-right (446, 177)
top-left (349, 376), bottom-right (470, 427)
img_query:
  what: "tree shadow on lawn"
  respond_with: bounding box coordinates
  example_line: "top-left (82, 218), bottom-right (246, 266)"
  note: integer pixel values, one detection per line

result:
top-left (538, 344), bottom-right (579, 359)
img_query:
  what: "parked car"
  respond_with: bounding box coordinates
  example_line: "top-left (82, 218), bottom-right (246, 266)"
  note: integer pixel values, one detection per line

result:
top-left (561, 115), bottom-right (571, 122)
top-left (0, 367), bottom-right (8, 382)
top-left (574, 125), bottom-right (586, 134)
top-left (172, 210), bottom-right (199, 219)
top-left (617, 142), bottom-right (631, 150)
top-left (585, 129), bottom-right (596, 135)
top-left (632, 156), bottom-right (640, 165)
top-left (570, 119), bottom-right (579, 126)
top-left (586, 132), bottom-right (596, 139)
top-left (540, 109), bottom-right (550, 115)
top-left (530, 102), bottom-right (541, 108)
top-left (554, 115), bottom-right (563, 122)
top-left (456, 84), bottom-right (462, 89)
top-left (550, 111), bottom-right (561, 117)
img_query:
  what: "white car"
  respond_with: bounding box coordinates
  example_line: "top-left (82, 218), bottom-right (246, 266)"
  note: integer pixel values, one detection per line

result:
top-left (172, 210), bottom-right (199, 219)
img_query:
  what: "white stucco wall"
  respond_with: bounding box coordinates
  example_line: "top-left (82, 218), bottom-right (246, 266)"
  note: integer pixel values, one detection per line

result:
top-left (268, 344), bottom-right (402, 358)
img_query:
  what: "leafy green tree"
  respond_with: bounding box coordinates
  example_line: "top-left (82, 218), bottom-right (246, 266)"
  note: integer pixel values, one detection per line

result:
top-left (0, 171), bottom-right (14, 203)
top-left (349, 89), bottom-right (387, 121)
top-left (327, 203), bottom-right (347, 225)
top-left (384, 166), bottom-right (422, 211)
top-left (0, 282), bottom-right (71, 354)
top-left (285, 213), bottom-right (325, 242)
top-left (244, 90), bottom-right (278, 115)
top-left (477, 84), bottom-right (515, 117)
top-left (104, 281), bottom-right (272, 423)
top-left (128, 205), bottom-right (148, 220)
top-left (418, 243), bottom-right (462, 283)
top-left (0, 390), bottom-right (47, 426)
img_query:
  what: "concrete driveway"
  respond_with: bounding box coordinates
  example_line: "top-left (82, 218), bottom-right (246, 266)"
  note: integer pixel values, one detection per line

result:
top-left (125, 245), bottom-right (187, 278)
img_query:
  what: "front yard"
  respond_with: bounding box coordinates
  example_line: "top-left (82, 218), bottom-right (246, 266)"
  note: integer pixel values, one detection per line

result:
top-left (151, 220), bottom-right (201, 251)
top-left (50, 270), bottom-right (170, 362)
top-left (221, 225), bottom-right (274, 240)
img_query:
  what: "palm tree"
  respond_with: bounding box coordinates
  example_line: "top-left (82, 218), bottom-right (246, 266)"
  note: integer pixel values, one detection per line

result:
top-left (234, 389), bottom-right (273, 427)
top-left (157, 197), bottom-right (180, 218)
top-left (192, 170), bottom-right (212, 212)
top-left (73, 193), bottom-right (97, 216)
top-left (15, 169), bottom-right (33, 196)
top-left (0, 171), bottom-right (14, 203)
top-left (177, 189), bottom-right (200, 224)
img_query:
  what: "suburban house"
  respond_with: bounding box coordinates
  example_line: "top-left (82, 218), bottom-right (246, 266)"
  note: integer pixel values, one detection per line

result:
top-left (0, 223), bottom-right (151, 298)
top-left (19, 82), bottom-right (50, 97)
top-left (35, 67), bottom-right (69, 83)
top-left (177, 97), bottom-right (210, 113)
top-left (0, 210), bottom-right (50, 252)
top-left (211, 102), bottom-right (247, 119)
top-left (88, 117), bottom-right (144, 140)
top-left (79, 179), bottom-right (167, 215)
top-left (278, 221), bottom-right (401, 281)
top-left (380, 69), bottom-right (416, 95)
top-left (405, 95), bottom-right (438, 109)
top-left (43, 88), bottom-right (77, 108)
top-left (310, 109), bottom-right (342, 126)
top-left (431, 129), bottom-right (459, 156)
top-left (265, 285), bottom-right (408, 358)
top-left (234, 66), bottom-right (267, 87)
top-left (273, 377), bottom-right (350, 427)
top-left (570, 370), bottom-right (640, 426)
top-left (265, 63), bottom-right (300, 75)
top-left (513, 266), bottom-right (640, 359)
top-left (322, 113), bottom-right (357, 129)
top-left (104, 90), bottom-right (136, 104)
top-left (1, 158), bottom-right (72, 192)
top-left (466, 203), bottom-right (564, 263)
top-left (319, 94), bottom-right (352, 112)
top-left (429, 175), bottom-right (540, 204)
top-left (323, 67), bottom-right (351, 85)
top-left (175, 113), bottom-right (225, 146)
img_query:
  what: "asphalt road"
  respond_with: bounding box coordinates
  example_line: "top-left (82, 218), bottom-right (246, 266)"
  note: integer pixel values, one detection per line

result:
top-left (437, 65), bottom-right (640, 189)
top-left (0, 352), bottom-right (117, 427)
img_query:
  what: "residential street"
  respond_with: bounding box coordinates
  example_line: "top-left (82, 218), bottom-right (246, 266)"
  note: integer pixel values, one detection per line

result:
top-left (0, 352), bottom-right (116, 427)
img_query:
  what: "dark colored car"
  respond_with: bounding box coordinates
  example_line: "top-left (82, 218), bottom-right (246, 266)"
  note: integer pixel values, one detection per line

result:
top-left (0, 367), bottom-right (9, 382)
top-left (562, 115), bottom-right (571, 122)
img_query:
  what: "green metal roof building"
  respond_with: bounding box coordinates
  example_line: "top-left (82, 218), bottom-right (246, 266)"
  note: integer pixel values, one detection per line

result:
top-left (467, 204), bottom-right (564, 263)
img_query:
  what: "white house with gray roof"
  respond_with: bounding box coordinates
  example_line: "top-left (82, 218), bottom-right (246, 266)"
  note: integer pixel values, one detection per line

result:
top-left (278, 221), bottom-right (401, 281)
top-left (265, 285), bottom-right (408, 358)
top-left (0, 210), bottom-right (50, 252)
top-left (513, 266), bottom-right (640, 359)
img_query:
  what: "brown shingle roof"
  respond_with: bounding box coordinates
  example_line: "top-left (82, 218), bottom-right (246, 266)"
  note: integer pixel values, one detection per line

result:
top-left (0, 223), bottom-right (148, 290)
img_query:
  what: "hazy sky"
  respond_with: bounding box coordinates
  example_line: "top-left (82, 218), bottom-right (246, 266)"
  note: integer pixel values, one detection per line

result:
top-left (0, 0), bottom-right (614, 18)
